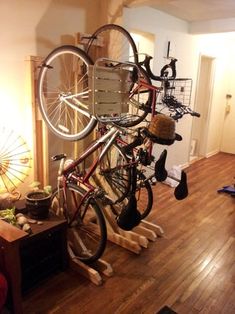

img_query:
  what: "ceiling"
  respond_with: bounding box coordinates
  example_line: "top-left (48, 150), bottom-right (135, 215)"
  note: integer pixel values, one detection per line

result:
top-left (126, 0), bottom-right (235, 22)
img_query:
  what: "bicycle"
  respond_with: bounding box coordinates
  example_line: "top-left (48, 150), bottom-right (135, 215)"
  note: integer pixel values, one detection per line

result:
top-left (37, 26), bottom-right (198, 142)
top-left (104, 116), bottom-right (190, 204)
top-left (85, 23), bottom-right (200, 188)
top-left (86, 24), bottom-right (200, 121)
top-left (37, 46), bottom-right (152, 141)
top-left (50, 121), bottom-right (156, 263)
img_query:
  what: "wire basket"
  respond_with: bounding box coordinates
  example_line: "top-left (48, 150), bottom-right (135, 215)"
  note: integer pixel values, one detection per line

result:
top-left (163, 78), bottom-right (193, 107)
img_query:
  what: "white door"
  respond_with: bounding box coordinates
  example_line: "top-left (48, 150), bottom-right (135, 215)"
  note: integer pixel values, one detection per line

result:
top-left (190, 55), bottom-right (215, 159)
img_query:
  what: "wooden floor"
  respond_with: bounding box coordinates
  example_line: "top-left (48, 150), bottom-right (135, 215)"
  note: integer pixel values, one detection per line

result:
top-left (23, 152), bottom-right (235, 314)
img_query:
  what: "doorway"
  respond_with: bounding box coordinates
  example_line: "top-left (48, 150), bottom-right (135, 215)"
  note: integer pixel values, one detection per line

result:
top-left (190, 55), bottom-right (215, 161)
top-left (131, 30), bottom-right (155, 61)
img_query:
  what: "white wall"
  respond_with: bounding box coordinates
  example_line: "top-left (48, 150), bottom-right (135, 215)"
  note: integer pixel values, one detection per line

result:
top-left (124, 7), bottom-right (198, 169)
top-left (124, 6), bottom-right (234, 169)
top-left (0, 0), bottom-right (101, 194)
top-left (1, 1), bottom-right (234, 195)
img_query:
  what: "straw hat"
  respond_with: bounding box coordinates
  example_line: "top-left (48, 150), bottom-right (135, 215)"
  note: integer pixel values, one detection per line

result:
top-left (147, 114), bottom-right (181, 145)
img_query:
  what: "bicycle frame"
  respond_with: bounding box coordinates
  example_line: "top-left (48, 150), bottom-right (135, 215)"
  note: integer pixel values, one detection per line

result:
top-left (55, 125), bottom-right (128, 224)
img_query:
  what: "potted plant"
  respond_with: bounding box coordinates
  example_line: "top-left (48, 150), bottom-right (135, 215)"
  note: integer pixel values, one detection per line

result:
top-left (25, 182), bottom-right (52, 220)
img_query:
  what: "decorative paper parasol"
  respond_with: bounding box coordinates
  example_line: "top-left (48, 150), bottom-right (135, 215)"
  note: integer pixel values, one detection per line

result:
top-left (0, 127), bottom-right (31, 193)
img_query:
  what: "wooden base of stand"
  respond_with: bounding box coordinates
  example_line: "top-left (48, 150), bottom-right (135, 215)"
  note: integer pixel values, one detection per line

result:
top-left (68, 197), bottom-right (164, 286)
top-left (102, 204), bottom-right (164, 253)
top-left (68, 245), bottom-right (113, 286)
top-left (139, 220), bottom-right (164, 237)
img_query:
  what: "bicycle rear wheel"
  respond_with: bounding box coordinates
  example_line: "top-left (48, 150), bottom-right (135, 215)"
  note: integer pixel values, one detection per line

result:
top-left (37, 45), bottom-right (97, 141)
top-left (86, 23), bottom-right (138, 64)
top-left (51, 184), bottom-right (107, 263)
top-left (111, 170), bottom-right (153, 220)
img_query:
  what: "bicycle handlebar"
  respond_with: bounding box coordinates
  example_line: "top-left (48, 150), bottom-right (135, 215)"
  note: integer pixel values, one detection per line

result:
top-left (140, 54), bottom-right (177, 81)
top-left (162, 95), bottom-right (200, 120)
top-left (171, 106), bottom-right (200, 120)
top-left (160, 58), bottom-right (177, 79)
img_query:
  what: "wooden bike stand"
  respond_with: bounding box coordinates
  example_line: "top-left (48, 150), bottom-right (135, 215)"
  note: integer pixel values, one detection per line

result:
top-left (67, 235), bottom-right (114, 286)
top-left (67, 177), bottom-right (164, 286)
top-left (94, 175), bottom-right (164, 254)
top-left (101, 203), bottom-right (164, 253)
top-left (69, 249), bottom-right (113, 286)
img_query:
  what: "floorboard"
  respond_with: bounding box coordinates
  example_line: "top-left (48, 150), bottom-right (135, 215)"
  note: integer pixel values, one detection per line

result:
top-left (22, 152), bottom-right (235, 314)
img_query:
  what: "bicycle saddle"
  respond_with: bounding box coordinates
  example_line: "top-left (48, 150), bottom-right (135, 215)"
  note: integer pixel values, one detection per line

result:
top-left (116, 194), bottom-right (141, 231)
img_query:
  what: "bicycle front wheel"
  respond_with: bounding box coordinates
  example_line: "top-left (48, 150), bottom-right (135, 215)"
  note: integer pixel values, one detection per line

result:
top-left (51, 184), bottom-right (107, 263)
top-left (86, 23), bottom-right (138, 64)
top-left (37, 45), bottom-right (97, 141)
top-left (115, 66), bottom-right (153, 127)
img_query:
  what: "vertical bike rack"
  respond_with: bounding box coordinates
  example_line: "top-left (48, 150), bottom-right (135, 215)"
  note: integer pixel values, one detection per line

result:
top-left (70, 59), bottom-right (164, 285)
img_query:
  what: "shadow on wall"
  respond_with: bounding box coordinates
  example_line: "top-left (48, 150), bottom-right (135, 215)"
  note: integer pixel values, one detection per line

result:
top-left (33, 0), bottom-right (128, 188)
top-left (35, 0), bottom-right (130, 56)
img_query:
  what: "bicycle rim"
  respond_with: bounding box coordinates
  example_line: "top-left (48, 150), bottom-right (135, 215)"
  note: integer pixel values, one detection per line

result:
top-left (95, 143), bottom-right (131, 203)
top-left (51, 184), bottom-right (107, 263)
top-left (87, 25), bottom-right (152, 127)
top-left (37, 45), bottom-right (97, 141)
top-left (86, 23), bottom-right (138, 64)
top-left (114, 66), bottom-right (153, 127)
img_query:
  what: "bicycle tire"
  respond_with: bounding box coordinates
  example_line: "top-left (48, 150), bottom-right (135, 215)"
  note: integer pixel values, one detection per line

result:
top-left (111, 171), bottom-right (153, 220)
top-left (114, 66), bottom-right (153, 127)
top-left (135, 171), bottom-right (153, 219)
top-left (86, 24), bottom-right (152, 127)
top-left (95, 143), bottom-right (131, 204)
top-left (37, 45), bottom-right (97, 141)
top-left (86, 23), bottom-right (139, 64)
top-left (51, 184), bottom-right (107, 263)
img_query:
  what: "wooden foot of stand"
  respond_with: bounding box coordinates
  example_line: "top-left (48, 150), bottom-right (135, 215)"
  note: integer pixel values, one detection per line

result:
top-left (102, 205), bottom-right (164, 253)
top-left (118, 229), bottom-right (149, 248)
top-left (102, 205), bottom-right (144, 253)
top-left (133, 220), bottom-right (164, 241)
top-left (102, 205), bottom-right (143, 253)
top-left (68, 245), bottom-right (113, 286)
top-left (108, 232), bottom-right (142, 254)
top-left (132, 225), bottom-right (157, 241)
top-left (140, 220), bottom-right (164, 237)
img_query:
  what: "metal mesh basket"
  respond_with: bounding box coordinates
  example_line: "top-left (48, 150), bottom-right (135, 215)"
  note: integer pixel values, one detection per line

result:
top-left (163, 78), bottom-right (193, 107)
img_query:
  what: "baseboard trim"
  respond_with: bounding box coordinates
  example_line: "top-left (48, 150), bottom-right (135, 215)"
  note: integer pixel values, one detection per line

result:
top-left (206, 150), bottom-right (219, 158)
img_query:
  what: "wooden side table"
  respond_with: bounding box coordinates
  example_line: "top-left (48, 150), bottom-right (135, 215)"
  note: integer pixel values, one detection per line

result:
top-left (0, 220), bottom-right (27, 314)
top-left (0, 215), bottom-right (67, 314)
